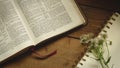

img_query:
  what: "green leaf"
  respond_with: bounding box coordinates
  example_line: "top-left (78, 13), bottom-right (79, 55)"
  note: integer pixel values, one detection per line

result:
top-left (98, 39), bottom-right (104, 45)
top-left (102, 34), bottom-right (107, 39)
top-left (105, 56), bottom-right (111, 65)
top-left (109, 41), bottom-right (112, 45)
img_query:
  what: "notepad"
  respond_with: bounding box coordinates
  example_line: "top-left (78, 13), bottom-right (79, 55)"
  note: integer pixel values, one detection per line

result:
top-left (76, 12), bottom-right (120, 68)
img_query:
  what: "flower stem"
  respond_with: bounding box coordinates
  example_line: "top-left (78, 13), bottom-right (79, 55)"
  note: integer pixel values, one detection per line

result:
top-left (99, 59), bottom-right (104, 68)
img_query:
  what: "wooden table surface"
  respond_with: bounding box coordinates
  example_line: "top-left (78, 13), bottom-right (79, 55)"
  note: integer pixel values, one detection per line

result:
top-left (1, 0), bottom-right (120, 68)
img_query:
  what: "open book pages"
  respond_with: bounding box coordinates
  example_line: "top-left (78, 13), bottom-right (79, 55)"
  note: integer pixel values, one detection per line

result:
top-left (76, 12), bottom-right (120, 68)
top-left (0, 0), bottom-right (85, 62)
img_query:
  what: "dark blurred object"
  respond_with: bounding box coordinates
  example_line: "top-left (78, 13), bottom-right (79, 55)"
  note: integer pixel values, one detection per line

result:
top-left (76, 0), bottom-right (120, 13)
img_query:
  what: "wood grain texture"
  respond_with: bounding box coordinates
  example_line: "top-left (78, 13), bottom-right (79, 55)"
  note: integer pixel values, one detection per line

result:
top-left (1, 0), bottom-right (120, 68)
top-left (76, 0), bottom-right (120, 12)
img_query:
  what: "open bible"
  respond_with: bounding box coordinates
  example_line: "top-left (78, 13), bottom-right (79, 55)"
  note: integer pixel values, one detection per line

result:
top-left (0, 0), bottom-right (85, 62)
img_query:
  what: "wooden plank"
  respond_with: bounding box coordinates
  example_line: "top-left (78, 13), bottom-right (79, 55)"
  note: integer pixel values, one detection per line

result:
top-left (76, 0), bottom-right (120, 12)
top-left (68, 5), bottom-right (112, 37)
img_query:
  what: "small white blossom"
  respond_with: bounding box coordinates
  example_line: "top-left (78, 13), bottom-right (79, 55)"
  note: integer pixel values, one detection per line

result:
top-left (80, 33), bottom-right (94, 44)
top-left (79, 33), bottom-right (112, 68)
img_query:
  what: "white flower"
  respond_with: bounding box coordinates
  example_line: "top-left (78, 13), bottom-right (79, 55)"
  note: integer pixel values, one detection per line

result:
top-left (80, 33), bottom-right (94, 44)
top-left (79, 33), bottom-right (111, 68)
